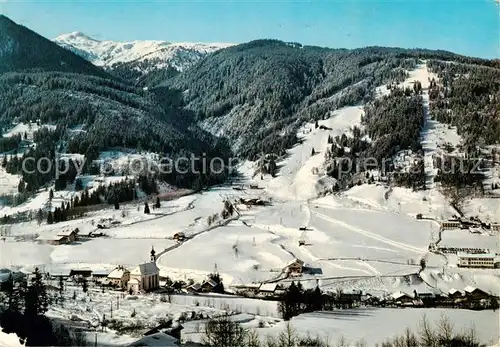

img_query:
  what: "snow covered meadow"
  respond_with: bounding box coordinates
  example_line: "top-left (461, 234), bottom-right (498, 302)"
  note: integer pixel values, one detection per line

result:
top-left (1, 63), bottom-right (499, 345)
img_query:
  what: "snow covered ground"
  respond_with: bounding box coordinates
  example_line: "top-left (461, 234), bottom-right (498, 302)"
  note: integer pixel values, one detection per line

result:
top-left (1, 64), bottom-right (499, 344)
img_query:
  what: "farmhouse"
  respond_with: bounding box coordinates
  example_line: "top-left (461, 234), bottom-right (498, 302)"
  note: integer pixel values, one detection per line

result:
top-left (173, 232), bottom-right (186, 242)
top-left (201, 279), bottom-right (217, 292)
top-left (285, 259), bottom-right (304, 275)
top-left (36, 229), bottom-right (79, 245)
top-left (57, 229), bottom-right (78, 243)
top-left (92, 269), bottom-right (110, 281)
top-left (391, 291), bottom-right (417, 306)
top-left (447, 288), bottom-right (464, 299)
top-left (464, 286), bottom-right (490, 300)
top-left (457, 252), bottom-right (496, 268)
top-left (107, 266), bottom-right (130, 289)
top-left (36, 234), bottom-right (68, 245)
top-left (127, 248), bottom-right (160, 294)
top-left (259, 283), bottom-right (278, 297)
top-left (69, 268), bottom-right (92, 278)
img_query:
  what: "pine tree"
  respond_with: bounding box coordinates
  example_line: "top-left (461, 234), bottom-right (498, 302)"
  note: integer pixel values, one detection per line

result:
top-left (114, 199), bottom-right (120, 210)
top-left (47, 211), bottom-right (54, 225)
top-left (49, 189), bottom-right (54, 201)
top-left (36, 209), bottom-right (44, 225)
top-left (155, 197), bottom-right (161, 209)
top-left (24, 267), bottom-right (49, 317)
top-left (144, 202), bottom-right (150, 214)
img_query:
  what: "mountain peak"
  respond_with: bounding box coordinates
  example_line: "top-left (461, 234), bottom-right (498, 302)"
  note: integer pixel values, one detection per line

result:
top-left (55, 31), bottom-right (99, 43)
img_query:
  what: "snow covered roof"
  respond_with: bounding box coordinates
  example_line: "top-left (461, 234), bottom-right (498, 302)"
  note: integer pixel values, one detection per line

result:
top-left (259, 283), bottom-right (278, 292)
top-left (391, 291), bottom-right (413, 300)
top-left (202, 279), bottom-right (217, 287)
top-left (36, 233), bottom-right (65, 241)
top-left (107, 267), bottom-right (129, 279)
top-left (457, 252), bottom-right (496, 259)
top-left (187, 283), bottom-right (201, 291)
top-left (463, 286), bottom-right (488, 294)
top-left (56, 229), bottom-right (77, 236)
top-left (286, 259), bottom-right (304, 267)
top-left (130, 262), bottom-right (159, 276)
top-left (128, 332), bottom-right (179, 347)
top-left (448, 288), bottom-right (463, 295)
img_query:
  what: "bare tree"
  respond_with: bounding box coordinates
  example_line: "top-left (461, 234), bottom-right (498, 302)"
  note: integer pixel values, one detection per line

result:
top-left (203, 314), bottom-right (248, 347)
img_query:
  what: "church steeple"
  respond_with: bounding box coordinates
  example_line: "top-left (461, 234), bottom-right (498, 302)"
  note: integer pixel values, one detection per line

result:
top-left (150, 246), bottom-right (156, 262)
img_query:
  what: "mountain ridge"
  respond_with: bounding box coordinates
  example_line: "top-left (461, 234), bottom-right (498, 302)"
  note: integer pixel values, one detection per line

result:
top-left (53, 31), bottom-right (233, 81)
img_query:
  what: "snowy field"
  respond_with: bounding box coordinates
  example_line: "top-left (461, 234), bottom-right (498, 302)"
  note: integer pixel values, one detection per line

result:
top-left (181, 308), bottom-right (499, 346)
top-left (1, 64), bottom-right (500, 345)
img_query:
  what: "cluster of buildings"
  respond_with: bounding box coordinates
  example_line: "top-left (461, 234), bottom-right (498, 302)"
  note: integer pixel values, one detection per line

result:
top-left (440, 218), bottom-right (500, 232)
top-left (52, 248), bottom-right (160, 294)
top-left (388, 286), bottom-right (495, 309)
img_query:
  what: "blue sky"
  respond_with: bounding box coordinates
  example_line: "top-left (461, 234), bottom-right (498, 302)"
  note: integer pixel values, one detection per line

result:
top-left (2, 0), bottom-right (499, 58)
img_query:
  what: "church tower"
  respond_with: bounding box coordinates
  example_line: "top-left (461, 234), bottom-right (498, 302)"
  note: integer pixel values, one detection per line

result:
top-left (150, 246), bottom-right (156, 262)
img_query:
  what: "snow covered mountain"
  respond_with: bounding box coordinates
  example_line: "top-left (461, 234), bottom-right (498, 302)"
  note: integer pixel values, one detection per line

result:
top-left (53, 31), bottom-right (232, 76)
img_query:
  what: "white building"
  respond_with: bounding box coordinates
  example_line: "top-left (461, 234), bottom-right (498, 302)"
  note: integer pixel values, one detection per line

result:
top-left (457, 252), bottom-right (497, 268)
top-left (107, 266), bottom-right (130, 289)
top-left (127, 247), bottom-right (160, 294)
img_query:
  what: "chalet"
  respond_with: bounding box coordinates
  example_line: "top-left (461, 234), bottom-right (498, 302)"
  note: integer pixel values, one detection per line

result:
top-left (457, 252), bottom-right (496, 268)
top-left (107, 266), bottom-right (130, 289)
top-left (201, 279), bottom-right (217, 292)
top-left (447, 288), bottom-right (464, 299)
top-left (391, 291), bottom-right (414, 306)
top-left (127, 248), bottom-right (160, 294)
top-left (259, 283), bottom-right (278, 297)
top-left (173, 232), bottom-right (186, 242)
top-left (36, 234), bottom-right (68, 246)
top-left (70, 269), bottom-right (92, 278)
top-left (92, 269), bottom-right (110, 281)
top-left (285, 259), bottom-right (304, 275)
top-left (57, 229), bottom-right (78, 243)
top-left (464, 286), bottom-right (490, 300)
top-left (186, 283), bottom-right (202, 293)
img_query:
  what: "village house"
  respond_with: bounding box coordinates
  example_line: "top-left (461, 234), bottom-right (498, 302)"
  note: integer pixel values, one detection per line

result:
top-left (201, 279), bottom-right (218, 292)
top-left (447, 288), bottom-right (464, 300)
top-left (57, 229), bottom-right (79, 243)
top-left (36, 228), bottom-right (79, 245)
top-left (69, 268), bottom-right (92, 278)
top-left (285, 259), bottom-right (304, 275)
top-left (259, 283), bottom-right (279, 297)
top-left (127, 247), bottom-right (160, 294)
top-left (186, 283), bottom-right (202, 293)
top-left (173, 232), bottom-right (186, 242)
top-left (457, 252), bottom-right (496, 268)
top-left (107, 266), bottom-right (130, 289)
top-left (36, 234), bottom-right (68, 246)
top-left (92, 269), bottom-right (110, 282)
top-left (464, 286), bottom-right (490, 301)
top-left (391, 291), bottom-right (415, 306)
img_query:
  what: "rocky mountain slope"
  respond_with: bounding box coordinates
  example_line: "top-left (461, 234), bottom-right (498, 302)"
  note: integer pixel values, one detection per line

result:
top-left (53, 31), bottom-right (232, 82)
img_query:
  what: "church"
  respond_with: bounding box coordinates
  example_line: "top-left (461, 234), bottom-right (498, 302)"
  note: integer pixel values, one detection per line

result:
top-left (127, 247), bottom-right (160, 294)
